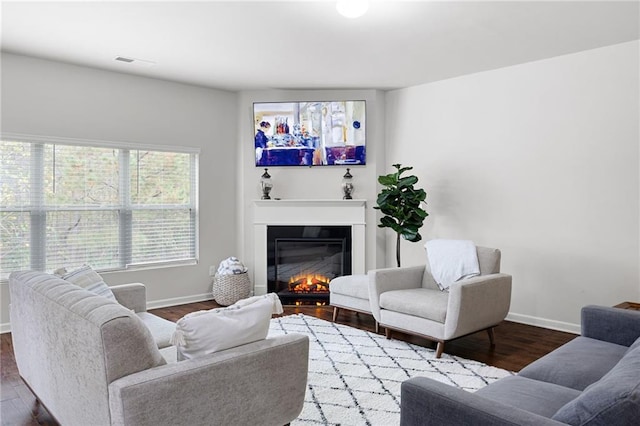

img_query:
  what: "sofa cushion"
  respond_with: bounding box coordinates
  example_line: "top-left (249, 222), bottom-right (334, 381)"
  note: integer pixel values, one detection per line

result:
top-left (380, 288), bottom-right (448, 323)
top-left (158, 345), bottom-right (177, 364)
top-left (420, 269), bottom-right (440, 291)
top-left (582, 305), bottom-right (640, 347)
top-left (518, 336), bottom-right (628, 390)
top-left (476, 247), bottom-right (501, 275)
top-left (330, 274), bottom-right (369, 299)
top-left (552, 346), bottom-right (640, 424)
top-left (136, 312), bottom-right (176, 349)
top-left (172, 297), bottom-right (273, 361)
top-left (626, 335), bottom-right (640, 354)
top-left (101, 312), bottom-right (168, 383)
top-left (475, 375), bottom-right (581, 419)
top-left (62, 265), bottom-right (117, 302)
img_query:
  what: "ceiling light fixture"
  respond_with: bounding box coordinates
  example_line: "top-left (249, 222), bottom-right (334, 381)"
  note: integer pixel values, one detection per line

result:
top-left (336, 0), bottom-right (369, 19)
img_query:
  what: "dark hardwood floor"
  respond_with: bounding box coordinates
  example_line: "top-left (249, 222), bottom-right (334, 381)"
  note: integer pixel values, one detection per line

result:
top-left (1, 301), bottom-right (576, 425)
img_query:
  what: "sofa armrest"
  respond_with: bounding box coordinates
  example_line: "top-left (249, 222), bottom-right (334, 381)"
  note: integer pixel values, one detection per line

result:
top-left (109, 334), bottom-right (309, 426)
top-left (581, 305), bottom-right (640, 346)
top-left (401, 377), bottom-right (564, 426)
top-left (110, 283), bottom-right (147, 313)
top-left (368, 265), bottom-right (425, 322)
top-left (444, 273), bottom-right (512, 339)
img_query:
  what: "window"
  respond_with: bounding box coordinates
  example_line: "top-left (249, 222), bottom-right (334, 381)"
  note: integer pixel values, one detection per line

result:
top-left (0, 136), bottom-right (198, 279)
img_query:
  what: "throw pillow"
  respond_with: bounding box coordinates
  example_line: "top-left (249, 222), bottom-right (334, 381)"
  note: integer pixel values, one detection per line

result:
top-left (231, 292), bottom-right (284, 315)
top-left (627, 336), bottom-right (640, 354)
top-left (171, 297), bottom-right (274, 361)
top-left (552, 345), bottom-right (640, 424)
top-left (62, 265), bottom-right (117, 302)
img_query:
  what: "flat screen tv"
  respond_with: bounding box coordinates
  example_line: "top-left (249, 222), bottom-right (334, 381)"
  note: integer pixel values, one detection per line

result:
top-left (254, 100), bottom-right (366, 167)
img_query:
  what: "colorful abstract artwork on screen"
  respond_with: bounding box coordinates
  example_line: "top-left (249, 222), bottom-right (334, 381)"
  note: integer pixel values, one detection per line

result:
top-left (254, 101), bottom-right (366, 167)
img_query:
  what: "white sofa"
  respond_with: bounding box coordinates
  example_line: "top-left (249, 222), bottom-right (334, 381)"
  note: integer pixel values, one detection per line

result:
top-left (9, 270), bottom-right (309, 426)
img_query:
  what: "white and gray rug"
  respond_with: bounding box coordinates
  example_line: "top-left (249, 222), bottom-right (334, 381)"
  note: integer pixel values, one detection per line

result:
top-left (268, 314), bottom-right (513, 426)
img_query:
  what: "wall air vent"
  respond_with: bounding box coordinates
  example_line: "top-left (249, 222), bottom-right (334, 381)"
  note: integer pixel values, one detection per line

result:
top-left (114, 56), bottom-right (156, 67)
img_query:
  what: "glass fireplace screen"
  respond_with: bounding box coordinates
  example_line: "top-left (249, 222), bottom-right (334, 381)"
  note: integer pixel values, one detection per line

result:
top-left (266, 225), bottom-right (352, 303)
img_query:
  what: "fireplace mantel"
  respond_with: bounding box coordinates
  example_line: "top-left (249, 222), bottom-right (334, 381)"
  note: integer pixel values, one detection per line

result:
top-left (253, 199), bottom-right (366, 295)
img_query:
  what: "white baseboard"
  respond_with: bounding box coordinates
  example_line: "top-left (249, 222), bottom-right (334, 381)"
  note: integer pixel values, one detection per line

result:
top-left (506, 312), bottom-right (580, 335)
top-left (0, 293), bottom-right (214, 334)
top-left (146, 293), bottom-right (214, 310)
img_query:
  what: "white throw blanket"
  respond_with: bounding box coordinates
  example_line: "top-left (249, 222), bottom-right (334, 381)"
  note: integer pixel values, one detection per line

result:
top-left (425, 239), bottom-right (480, 291)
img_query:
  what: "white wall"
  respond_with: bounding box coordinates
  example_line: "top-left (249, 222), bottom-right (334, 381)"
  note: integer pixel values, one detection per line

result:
top-left (3, 41), bottom-right (637, 333)
top-left (385, 41), bottom-right (640, 332)
top-left (236, 90), bottom-right (387, 292)
top-left (0, 53), bottom-right (238, 328)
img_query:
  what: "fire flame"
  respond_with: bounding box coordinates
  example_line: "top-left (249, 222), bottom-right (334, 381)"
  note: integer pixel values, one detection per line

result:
top-left (295, 301), bottom-right (326, 306)
top-left (289, 273), bottom-right (330, 293)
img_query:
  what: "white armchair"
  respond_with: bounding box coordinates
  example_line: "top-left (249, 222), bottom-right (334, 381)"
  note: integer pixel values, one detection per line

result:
top-left (368, 246), bottom-right (512, 358)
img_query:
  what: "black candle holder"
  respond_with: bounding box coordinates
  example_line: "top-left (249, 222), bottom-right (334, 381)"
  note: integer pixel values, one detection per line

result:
top-left (261, 168), bottom-right (272, 200)
top-left (342, 168), bottom-right (353, 200)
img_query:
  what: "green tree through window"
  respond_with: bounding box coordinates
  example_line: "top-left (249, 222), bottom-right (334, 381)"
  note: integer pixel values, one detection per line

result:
top-left (0, 139), bottom-right (198, 279)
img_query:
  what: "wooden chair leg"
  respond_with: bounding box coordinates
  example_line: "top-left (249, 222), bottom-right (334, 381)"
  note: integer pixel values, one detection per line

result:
top-left (385, 328), bottom-right (392, 339)
top-left (487, 327), bottom-right (496, 347)
top-left (435, 341), bottom-right (445, 358)
top-left (374, 321), bottom-right (379, 334)
top-left (332, 307), bottom-right (339, 322)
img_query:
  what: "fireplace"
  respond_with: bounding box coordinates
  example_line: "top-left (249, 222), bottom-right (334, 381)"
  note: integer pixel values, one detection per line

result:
top-left (267, 226), bottom-right (351, 305)
top-left (253, 199), bottom-right (366, 300)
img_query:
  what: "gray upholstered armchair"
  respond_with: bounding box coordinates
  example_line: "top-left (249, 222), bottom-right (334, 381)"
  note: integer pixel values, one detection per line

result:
top-left (368, 246), bottom-right (512, 358)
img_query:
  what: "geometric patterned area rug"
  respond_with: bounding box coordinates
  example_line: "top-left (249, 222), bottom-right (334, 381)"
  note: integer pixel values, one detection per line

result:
top-left (268, 314), bottom-right (513, 426)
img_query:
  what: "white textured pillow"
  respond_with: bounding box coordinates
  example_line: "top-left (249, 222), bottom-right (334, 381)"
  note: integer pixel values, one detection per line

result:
top-left (62, 265), bottom-right (117, 301)
top-left (231, 292), bottom-right (284, 315)
top-left (172, 297), bottom-right (273, 361)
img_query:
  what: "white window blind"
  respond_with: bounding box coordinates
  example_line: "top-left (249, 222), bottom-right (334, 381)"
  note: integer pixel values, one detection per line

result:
top-left (0, 137), bottom-right (198, 279)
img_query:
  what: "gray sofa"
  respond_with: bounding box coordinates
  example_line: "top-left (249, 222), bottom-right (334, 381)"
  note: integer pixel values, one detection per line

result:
top-left (9, 270), bottom-right (309, 426)
top-left (401, 305), bottom-right (640, 425)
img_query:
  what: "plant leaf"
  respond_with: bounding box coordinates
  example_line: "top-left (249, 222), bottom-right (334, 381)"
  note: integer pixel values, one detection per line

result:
top-left (397, 176), bottom-right (418, 188)
top-left (375, 163), bottom-right (428, 264)
top-left (378, 175), bottom-right (397, 186)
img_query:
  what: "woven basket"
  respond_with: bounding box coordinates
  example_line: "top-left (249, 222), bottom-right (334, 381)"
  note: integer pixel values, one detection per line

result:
top-left (212, 272), bottom-right (251, 306)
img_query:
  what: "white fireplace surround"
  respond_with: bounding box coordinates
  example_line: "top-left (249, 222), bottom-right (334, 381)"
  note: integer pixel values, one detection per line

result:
top-left (253, 199), bottom-right (366, 295)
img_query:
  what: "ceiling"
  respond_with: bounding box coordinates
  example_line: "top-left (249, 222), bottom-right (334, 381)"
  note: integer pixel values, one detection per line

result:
top-left (2, 1), bottom-right (639, 91)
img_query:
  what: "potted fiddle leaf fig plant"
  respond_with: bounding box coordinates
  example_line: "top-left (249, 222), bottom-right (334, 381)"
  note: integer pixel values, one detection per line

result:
top-left (374, 164), bottom-right (428, 267)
